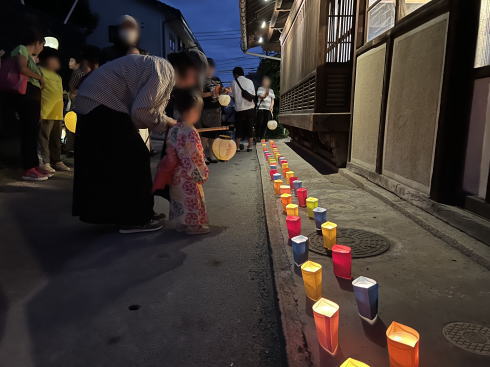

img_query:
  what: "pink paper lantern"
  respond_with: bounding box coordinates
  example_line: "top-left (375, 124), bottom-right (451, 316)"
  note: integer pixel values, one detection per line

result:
top-left (269, 169), bottom-right (278, 180)
top-left (286, 216), bottom-right (302, 239)
top-left (332, 245), bottom-right (352, 279)
top-left (297, 188), bottom-right (308, 207)
top-left (289, 176), bottom-right (298, 189)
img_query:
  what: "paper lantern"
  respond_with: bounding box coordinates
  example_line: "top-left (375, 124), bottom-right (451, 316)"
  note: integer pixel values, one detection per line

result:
top-left (64, 111), bottom-right (77, 133)
top-left (313, 207), bottom-right (328, 232)
top-left (272, 173), bottom-right (282, 182)
top-left (306, 197), bottom-right (319, 219)
top-left (279, 157), bottom-right (287, 163)
top-left (285, 170), bottom-right (295, 182)
top-left (289, 176), bottom-right (298, 190)
top-left (312, 298), bottom-right (339, 354)
top-left (352, 276), bottom-right (379, 321)
top-left (286, 203), bottom-right (299, 216)
top-left (275, 152), bottom-right (281, 160)
top-left (269, 164), bottom-right (277, 170)
top-left (44, 36), bottom-right (59, 50)
top-left (293, 180), bottom-right (302, 196)
top-left (301, 261), bottom-right (322, 301)
top-left (273, 179), bottom-right (283, 195)
top-left (267, 120), bottom-right (278, 130)
top-left (269, 169), bottom-right (278, 180)
top-left (297, 188), bottom-right (308, 207)
top-left (286, 215), bottom-right (301, 238)
top-left (261, 139), bottom-right (266, 143)
top-left (281, 162), bottom-right (289, 174)
top-left (332, 245), bottom-right (352, 279)
top-left (218, 94), bottom-right (231, 106)
top-left (321, 221), bottom-right (337, 250)
top-left (386, 322), bottom-right (420, 367)
top-left (280, 193), bottom-right (292, 213)
top-left (291, 235), bottom-right (309, 268)
top-left (212, 135), bottom-right (237, 161)
top-left (340, 358), bottom-right (370, 367)
top-left (279, 185), bottom-right (291, 195)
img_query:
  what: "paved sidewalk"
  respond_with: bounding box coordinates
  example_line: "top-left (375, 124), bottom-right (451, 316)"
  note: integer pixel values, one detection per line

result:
top-left (258, 141), bottom-right (490, 367)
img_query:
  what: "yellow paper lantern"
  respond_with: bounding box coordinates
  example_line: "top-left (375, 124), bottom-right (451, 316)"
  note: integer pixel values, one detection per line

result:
top-left (285, 170), bottom-right (295, 182)
top-left (212, 135), bottom-right (237, 161)
top-left (218, 94), bottom-right (231, 106)
top-left (340, 358), bottom-right (370, 367)
top-left (280, 193), bottom-right (292, 213)
top-left (273, 179), bottom-right (283, 195)
top-left (64, 111), bottom-right (77, 133)
top-left (286, 203), bottom-right (299, 216)
top-left (301, 261), bottom-right (322, 300)
top-left (313, 298), bottom-right (339, 354)
top-left (321, 221), bottom-right (337, 250)
top-left (386, 322), bottom-right (420, 367)
top-left (306, 197), bottom-right (319, 218)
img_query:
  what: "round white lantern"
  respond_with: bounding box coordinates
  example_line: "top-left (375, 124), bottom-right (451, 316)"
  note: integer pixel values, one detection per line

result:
top-left (44, 37), bottom-right (59, 50)
top-left (267, 120), bottom-right (278, 130)
top-left (218, 94), bottom-right (231, 107)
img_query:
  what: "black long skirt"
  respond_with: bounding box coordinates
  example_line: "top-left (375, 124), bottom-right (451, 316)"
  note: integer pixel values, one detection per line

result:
top-left (72, 105), bottom-right (154, 226)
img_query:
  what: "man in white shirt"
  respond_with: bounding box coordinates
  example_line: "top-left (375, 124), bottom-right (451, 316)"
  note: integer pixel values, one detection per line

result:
top-left (231, 67), bottom-right (256, 152)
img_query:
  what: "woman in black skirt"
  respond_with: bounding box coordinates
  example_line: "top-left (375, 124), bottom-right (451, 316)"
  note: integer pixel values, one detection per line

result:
top-left (73, 52), bottom-right (202, 233)
top-left (256, 76), bottom-right (275, 140)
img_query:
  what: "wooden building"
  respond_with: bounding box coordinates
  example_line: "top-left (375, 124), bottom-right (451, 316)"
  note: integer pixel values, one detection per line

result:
top-left (240, 0), bottom-right (490, 222)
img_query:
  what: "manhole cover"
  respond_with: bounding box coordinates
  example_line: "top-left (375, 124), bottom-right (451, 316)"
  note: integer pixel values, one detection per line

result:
top-left (443, 322), bottom-right (490, 355)
top-left (307, 228), bottom-right (391, 258)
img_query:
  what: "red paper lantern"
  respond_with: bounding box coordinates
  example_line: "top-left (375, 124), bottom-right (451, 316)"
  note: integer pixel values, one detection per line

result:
top-left (289, 176), bottom-right (298, 189)
top-left (297, 188), bottom-right (308, 207)
top-left (269, 169), bottom-right (278, 180)
top-left (332, 245), bottom-right (352, 279)
top-left (286, 216), bottom-right (302, 239)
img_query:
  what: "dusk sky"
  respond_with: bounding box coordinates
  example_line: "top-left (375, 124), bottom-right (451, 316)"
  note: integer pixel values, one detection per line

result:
top-left (163, 0), bottom-right (261, 84)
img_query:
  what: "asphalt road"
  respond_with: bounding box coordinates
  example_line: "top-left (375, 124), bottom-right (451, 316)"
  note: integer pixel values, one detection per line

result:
top-left (0, 149), bottom-right (286, 367)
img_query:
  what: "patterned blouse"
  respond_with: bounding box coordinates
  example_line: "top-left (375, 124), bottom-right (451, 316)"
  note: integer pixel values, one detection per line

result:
top-left (75, 54), bottom-right (175, 133)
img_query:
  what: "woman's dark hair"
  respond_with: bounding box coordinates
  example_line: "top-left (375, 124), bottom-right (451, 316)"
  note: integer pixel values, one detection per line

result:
top-left (81, 45), bottom-right (101, 66)
top-left (20, 27), bottom-right (45, 46)
top-left (207, 58), bottom-right (216, 68)
top-left (233, 66), bottom-right (244, 77)
top-left (167, 51), bottom-right (203, 77)
top-left (38, 47), bottom-right (59, 64)
top-left (173, 88), bottom-right (203, 115)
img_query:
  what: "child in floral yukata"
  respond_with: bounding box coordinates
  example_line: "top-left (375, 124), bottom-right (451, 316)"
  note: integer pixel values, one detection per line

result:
top-left (166, 89), bottom-right (209, 235)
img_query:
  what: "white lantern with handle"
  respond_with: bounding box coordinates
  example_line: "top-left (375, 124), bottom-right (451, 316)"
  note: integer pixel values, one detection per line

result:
top-left (267, 120), bottom-right (278, 131)
top-left (218, 94), bottom-right (231, 107)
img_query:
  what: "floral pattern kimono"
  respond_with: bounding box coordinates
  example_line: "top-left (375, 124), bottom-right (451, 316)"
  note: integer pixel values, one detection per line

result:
top-left (167, 122), bottom-right (209, 228)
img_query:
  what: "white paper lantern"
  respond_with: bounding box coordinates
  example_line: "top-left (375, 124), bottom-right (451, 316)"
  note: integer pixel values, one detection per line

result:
top-left (267, 120), bottom-right (278, 130)
top-left (44, 37), bottom-right (59, 50)
top-left (218, 94), bottom-right (231, 107)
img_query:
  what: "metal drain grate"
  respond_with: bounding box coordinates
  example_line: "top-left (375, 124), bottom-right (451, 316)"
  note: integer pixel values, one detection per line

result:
top-left (307, 228), bottom-right (391, 258)
top-left (443, 322), bottom-right (490, 355)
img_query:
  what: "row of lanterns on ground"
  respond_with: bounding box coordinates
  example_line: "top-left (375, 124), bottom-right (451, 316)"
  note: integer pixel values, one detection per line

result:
top-left (262, 140), bottom-right (420, 367)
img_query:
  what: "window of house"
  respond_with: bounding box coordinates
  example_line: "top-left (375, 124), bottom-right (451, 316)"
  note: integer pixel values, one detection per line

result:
top-left (475, 0), bottom-right (490, 68)
top-left (169, 34), bottom-right (176, 52)
top-left (366, 0), bottom-right (433, 42)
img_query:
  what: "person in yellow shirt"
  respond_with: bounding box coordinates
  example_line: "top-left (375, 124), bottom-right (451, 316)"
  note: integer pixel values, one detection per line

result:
top-left (38, 47), bottom-right (71, 173)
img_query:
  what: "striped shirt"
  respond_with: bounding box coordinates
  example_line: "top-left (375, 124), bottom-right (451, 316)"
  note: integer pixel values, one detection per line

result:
top-left (75, 54), bottom-right (175, 133)
top-left (257, 87), bottom-right (275, 110)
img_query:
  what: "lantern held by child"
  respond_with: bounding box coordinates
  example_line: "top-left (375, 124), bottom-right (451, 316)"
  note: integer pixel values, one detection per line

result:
top-left (212, 135), bottom-right (237, 161)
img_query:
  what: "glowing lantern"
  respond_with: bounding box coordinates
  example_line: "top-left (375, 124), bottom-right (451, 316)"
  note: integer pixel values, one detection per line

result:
top-left (272, 173), bottom-right (282, 182)
top-left (280, 193), bottom-right (292, 213)
top-left (286, 215), bottom-right (302, 238)
top-left (306, 197), bottom-right (319, 218)
top-left (279, 157), bottom-right (287, 163)
top-left (386, 322), bottom-right (420, 367)
top-left (285, 170), bottom-right (295, 182)
top-left (293, 180), bottom-right (302, 196)
top-left (280, 185), bottom-right (291, 195)
top-left (313, 207), bottom-right (328, 233)
top-left (301, 261), bottom-right (322, 301)
top-left (291, 235), bottom-right (309, 269)
top-left (281, 162), bottom-right (289, 175)
top-left (269, 169), bottom-right (278, 180)
top-left (312, 298), bottom-right (339, 354)
top-left (269, 164), bottom-right (277, 170)
top-left (286, 203), bottom-right (299, 216)
top-left (261, 139), bottom-right (266, 143)
top-left (64, 111), bottom-right (77, 133)
top-left (273, 179), bottom-right (283, 194)
top-left (321, 221), bottom-right (337, 250)
top-left (267, 120), bottom-right (278, 130)
top-left (212, 135), bottom-right (237, 161)
top-left (44, 36), bottom-right (59, 50)
top-left (297, 188), bottom-right (308, 207)
top-left (352, 276), bottom-right (379, 321)
top-left (340, 358), bottom-right (370, 367)
top-left (275, 152), bottom-right (281, 160)
top-left (288, 176), bottom-right (298, 190)
top-left (218, 94), bottom-right (231, 106)
top-left (332, 245), bottom-right (352, 279)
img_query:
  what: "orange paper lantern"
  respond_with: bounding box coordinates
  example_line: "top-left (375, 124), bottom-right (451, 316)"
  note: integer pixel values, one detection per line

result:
top-left (274, 179), bottom-right (283, 195)
top-left (312, 298), bottom-right (339, 354)
top-left (280, 193), bottom-right (292, 213)
top-left (386, 321), bottom-right (420, 367)
top-left (279, 185), bottom-right (292, 195)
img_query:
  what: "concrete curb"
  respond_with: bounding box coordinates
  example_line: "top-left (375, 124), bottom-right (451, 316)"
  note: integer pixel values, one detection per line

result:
top-left (339, 168), bottom-right (490, 270)
top-left (257, 148), bottom-right (313, 367)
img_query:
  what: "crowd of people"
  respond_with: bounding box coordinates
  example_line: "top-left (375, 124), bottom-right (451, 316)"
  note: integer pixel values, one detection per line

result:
top-left (0, 14), bottom-right (277, 236)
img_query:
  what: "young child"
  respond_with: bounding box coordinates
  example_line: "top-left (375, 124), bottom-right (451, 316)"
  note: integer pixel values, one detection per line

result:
top-left (164, 89), bottom-right (210, 235)
top-left (38, 47), bottom-right (71, 173)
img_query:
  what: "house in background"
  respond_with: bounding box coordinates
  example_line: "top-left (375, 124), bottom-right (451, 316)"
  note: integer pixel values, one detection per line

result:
top-left (87, 0), bottom-right (202, 57)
